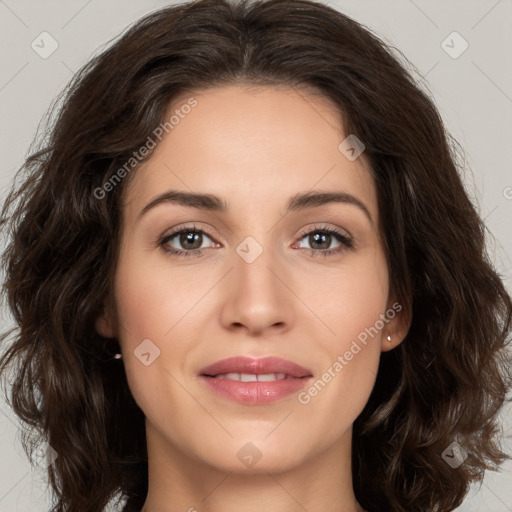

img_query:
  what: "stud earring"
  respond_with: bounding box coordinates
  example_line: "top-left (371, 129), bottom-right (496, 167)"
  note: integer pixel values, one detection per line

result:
top-left (387, 335), bottom-right (391, 342)
top-left (114, 353), bottom-right (122, 359)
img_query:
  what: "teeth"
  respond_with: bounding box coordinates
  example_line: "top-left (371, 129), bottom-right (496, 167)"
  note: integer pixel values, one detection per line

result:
top-left (258, 373), bottom-right (284, 381)
top-left (223, 372), bottom-right (242, 380)
top-left (216, 372), bottom-right (288, 381)
top-left (240, 373), bottom-right (257, 382)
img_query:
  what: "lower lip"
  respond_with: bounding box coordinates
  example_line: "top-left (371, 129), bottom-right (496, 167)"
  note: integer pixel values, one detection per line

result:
top-left (200, 375), bottom-right (311, 405)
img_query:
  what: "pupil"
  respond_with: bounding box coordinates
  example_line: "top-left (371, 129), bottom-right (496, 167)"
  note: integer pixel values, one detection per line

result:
top-left (311, 232), bottom-right (329, 250)
top-left (181, 231), bottom-right (201, 250)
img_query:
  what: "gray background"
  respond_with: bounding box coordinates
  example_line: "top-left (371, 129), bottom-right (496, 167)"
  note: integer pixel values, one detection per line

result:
top-left (1, 0), bottom-right (511, 510)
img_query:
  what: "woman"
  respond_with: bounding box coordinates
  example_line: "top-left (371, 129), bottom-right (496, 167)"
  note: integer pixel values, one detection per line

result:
top-left (1, 0), bottom-right (510, 511)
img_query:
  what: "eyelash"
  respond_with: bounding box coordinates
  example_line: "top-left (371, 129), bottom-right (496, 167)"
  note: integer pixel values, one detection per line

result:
top-left (158, 224), bottom-right (354, 259)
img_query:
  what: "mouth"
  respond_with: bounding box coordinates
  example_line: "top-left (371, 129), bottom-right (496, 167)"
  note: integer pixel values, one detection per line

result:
top-left (210, 372), bottom-right (299, 381)
top-left (199, 355), bottom-right (312, 378)
top-left (198, 356), bottom-right (313, 405)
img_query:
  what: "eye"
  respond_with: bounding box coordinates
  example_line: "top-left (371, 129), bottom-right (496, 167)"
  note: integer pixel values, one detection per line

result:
top-left (159, 224), bottom-right (218, 257)
top-left (294, 225), bottom-right (354, 258)
top-left (158, 224), bottom-right (354, 259)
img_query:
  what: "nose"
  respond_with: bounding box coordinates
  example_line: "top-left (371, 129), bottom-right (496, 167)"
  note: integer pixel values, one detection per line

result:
top-left (219, 242), bottom-right (295, 336)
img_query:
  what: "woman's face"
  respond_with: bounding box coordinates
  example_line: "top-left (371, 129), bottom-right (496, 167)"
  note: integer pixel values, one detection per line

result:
top-left (98, 84), bottom-right (406, 474)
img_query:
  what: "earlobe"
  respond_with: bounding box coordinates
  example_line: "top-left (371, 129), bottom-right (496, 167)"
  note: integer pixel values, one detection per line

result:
top-left (95, 304), bottom-right (116, 338)
top-left (381, 300), bottom-right (411, 352)
top-left (381, 333), bottom-right (404, 352)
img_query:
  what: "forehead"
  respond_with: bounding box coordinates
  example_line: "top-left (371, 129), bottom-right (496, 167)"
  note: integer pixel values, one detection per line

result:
top-left (123, 84), bottom-right (378, 225)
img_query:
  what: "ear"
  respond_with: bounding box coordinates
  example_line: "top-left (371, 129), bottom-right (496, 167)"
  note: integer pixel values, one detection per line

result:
top-left (381, 298), bottom-right (411, 352)
top-left (95, 301), bottom-right (117, 338)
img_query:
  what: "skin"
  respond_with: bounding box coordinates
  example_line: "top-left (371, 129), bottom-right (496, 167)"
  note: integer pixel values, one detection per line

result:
top-left (97, 84), bottom-right (409, 512)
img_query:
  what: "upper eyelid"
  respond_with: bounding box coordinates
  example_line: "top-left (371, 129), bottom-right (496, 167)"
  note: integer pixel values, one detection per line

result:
top-left (296, 224), bottom-right (351, 239)
top-left (161, 223), bottom-right (216, 242)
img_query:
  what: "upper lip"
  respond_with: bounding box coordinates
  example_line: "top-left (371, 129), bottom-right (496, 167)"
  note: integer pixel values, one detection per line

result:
top-left (199, 356), bottom-right (313, 378)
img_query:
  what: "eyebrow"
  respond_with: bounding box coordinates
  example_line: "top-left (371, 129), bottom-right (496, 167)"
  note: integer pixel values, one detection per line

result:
top-left (138, 189), bottom-right (373, 224)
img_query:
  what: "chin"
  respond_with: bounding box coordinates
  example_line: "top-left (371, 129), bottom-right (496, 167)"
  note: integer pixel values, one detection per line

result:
top-left (191, 435), bottom-right (310, 474)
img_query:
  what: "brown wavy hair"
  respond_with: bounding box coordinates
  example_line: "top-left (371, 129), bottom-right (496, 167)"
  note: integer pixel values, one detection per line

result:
top-left (1, 0), bottom-right (511, 510)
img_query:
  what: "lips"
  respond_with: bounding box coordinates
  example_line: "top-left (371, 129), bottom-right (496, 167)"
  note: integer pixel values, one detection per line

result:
top-left (199, 356), bottom-right (312, 379)
top-left (198, 356), bottom-right (313, 405)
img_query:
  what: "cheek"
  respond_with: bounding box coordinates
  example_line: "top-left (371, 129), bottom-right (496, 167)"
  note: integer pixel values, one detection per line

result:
top-left (113, 247), bottom-right (205, 341)
top-left (111, 246), bottom-right (213, 411)
top-left (297, 250), bottom-right (388, 415)
top-left (311, 248), bottom-right (389, 350)
top-left (112, 253), bottom-right (195, 423)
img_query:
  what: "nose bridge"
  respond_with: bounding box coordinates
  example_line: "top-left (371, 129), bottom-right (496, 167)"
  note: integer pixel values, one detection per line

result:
top-left (220, 233), bottom-right (293, 333)
top-left (235, 233), bottom-right (283, 302)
